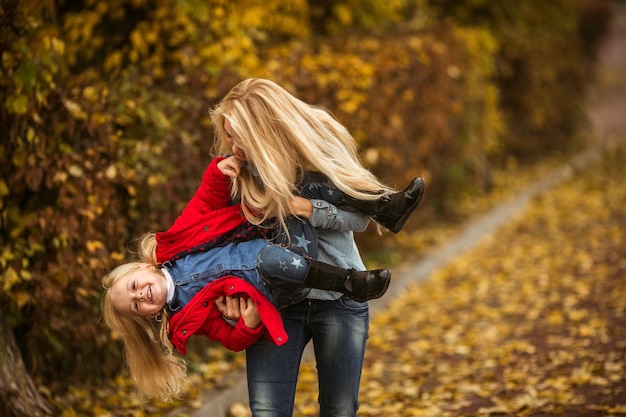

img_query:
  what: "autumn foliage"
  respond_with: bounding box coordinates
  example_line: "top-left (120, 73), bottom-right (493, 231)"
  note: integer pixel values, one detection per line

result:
top-left (0, 0), bottom-right (613, 414)
top-left (292, 135), bottom-right (626, 417)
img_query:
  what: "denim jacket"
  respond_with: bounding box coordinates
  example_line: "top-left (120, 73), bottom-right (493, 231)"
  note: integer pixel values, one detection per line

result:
top-left (307, 199), bottom-right (369, 301)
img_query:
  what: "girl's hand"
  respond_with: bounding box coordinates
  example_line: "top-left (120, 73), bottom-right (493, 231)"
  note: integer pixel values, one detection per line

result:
top-left (215, 295), bottom-right (261, 329)
top-left (215, 295), bottom-right (241, 320)
top-left (240, 298), bottom-right (261, 329)
top-left (217, 156), bottom-right (241, 179)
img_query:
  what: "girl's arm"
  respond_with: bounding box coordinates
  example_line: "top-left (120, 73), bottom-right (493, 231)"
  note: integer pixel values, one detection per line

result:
top-left (215, 295), bottom-right (261, 329)
top-left (203, 316), bottom-right (265, 352)
top-left (186, 156), bottom-right (236, 212)
top-left (207, 295), bottom-right (264, 352)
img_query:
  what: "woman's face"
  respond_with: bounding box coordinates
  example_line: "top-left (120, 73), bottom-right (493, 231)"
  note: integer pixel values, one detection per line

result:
top-left (110, 266), bottom-right (168, 319)
top-left (224, 118), bottom-right (247, 161)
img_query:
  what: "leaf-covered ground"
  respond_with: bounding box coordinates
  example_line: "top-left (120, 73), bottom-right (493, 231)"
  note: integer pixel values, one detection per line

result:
top-left (291, 138), bottom-right (626, 416)
top-left (49, 152), bottom-right (580, 417)
top-left (51, 139), bottom-right (626, 416)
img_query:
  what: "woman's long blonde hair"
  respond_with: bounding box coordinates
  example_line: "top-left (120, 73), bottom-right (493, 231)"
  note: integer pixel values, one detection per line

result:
top-left (210, 78), bottom-right (393, 229)
top-left (101, 233), bottom-right (187, 400)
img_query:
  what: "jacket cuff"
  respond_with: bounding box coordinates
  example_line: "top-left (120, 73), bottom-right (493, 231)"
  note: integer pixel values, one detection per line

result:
top-left (236, 320), bottom-right (265, 337)
top-left (206, 156), bottom-right (230, 183)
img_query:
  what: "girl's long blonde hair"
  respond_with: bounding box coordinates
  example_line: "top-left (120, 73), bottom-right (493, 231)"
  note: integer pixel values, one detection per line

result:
top-left (101, 233), bottom-right (187, 400)
top-left (210, 78), bottom-right (393, 229)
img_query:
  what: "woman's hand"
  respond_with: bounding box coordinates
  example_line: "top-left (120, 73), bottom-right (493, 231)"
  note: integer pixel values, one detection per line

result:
top-left (217, 156), bottom-right (241, 179)
top-left (288, 196), bottom-right (313, 219)
top-left (215, 295), bottom-right (261, 329)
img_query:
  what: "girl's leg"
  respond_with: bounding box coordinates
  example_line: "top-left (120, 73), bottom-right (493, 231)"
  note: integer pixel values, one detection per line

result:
top-left (300, 172), bottom-right (425, 233)
top-left (256, 244), bottom-right (390, 303)
top-left (282, 216), bottom-right (318, 259)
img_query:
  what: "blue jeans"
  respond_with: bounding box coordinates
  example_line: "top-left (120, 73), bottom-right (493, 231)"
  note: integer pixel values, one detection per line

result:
top-left (246, 297), bottom-right (369, 417)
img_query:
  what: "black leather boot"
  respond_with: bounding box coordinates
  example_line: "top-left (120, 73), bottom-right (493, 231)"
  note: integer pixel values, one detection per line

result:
top-left (338, 177), bottom-right (425, 233)
top-left (303, 259), bottom-right (391, 303)
top-left (257, 245), bottom-right (391, 303)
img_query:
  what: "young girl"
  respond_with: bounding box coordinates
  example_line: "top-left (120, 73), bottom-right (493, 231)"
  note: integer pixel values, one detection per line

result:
top-left (208, 78), bottom-right (425, 416)
top-left (101, 155), bottom-right (417, 400)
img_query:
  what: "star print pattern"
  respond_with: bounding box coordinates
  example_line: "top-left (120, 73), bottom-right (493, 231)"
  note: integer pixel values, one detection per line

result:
top-left (257, 245), bottom-right (311, 288)
top-left (290, 257), bottom-right (304, 270)
top-left (282, 175), bottom-right (345, 260)
top-left (294, 233), bottom-right (311, 253)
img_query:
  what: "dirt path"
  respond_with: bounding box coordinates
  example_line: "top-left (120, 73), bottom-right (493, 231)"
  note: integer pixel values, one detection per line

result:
top-left (587, 2), bottom-right (626, 136)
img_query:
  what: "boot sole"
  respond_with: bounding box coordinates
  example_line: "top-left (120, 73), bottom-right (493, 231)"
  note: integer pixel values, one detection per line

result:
top-left (388, 177), bottom-right (425, 233)
top-left (353, 270), bottom-right (392, 303)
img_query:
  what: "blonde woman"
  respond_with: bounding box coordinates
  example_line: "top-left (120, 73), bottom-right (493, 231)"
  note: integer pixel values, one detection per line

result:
top-left (209, 78), bottom-right (424, 417)
top-left (211, 78), bottom-right (424, 234)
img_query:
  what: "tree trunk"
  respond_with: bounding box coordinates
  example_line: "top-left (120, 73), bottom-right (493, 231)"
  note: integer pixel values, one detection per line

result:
top-left (0, 317), bottom-right (55, 417)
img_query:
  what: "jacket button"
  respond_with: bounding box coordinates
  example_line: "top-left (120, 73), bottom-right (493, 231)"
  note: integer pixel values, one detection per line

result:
top-left (204, 226), bottom-right (209, 231)
top-left (229, 285), bottom-right (234, 291)
top-left (203, 302), bottom-right (209, 307)
top-left (193, 274), bottom-right (199, 280)
top-left (277, 337), bottom-right (283, 342)
top-left (182, 330), bottom-right (187, 335)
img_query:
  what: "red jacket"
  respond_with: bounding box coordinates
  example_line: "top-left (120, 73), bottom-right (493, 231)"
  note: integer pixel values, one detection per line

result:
top-left (168, 276), bottom-right (288, 354)
top-left (157, 157), bottom-right (288, 354)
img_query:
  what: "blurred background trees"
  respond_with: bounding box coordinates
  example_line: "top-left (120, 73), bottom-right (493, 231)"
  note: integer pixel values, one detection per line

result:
top-left (0, 0), bottom-right (613, 415)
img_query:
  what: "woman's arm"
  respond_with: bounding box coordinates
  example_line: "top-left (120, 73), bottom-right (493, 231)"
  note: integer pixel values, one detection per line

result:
top-left (289, 196), bottom-right (369, 232)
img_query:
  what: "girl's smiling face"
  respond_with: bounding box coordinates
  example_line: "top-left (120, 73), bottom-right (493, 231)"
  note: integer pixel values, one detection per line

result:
top-left (110, 265), bottom-right (168, 319)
